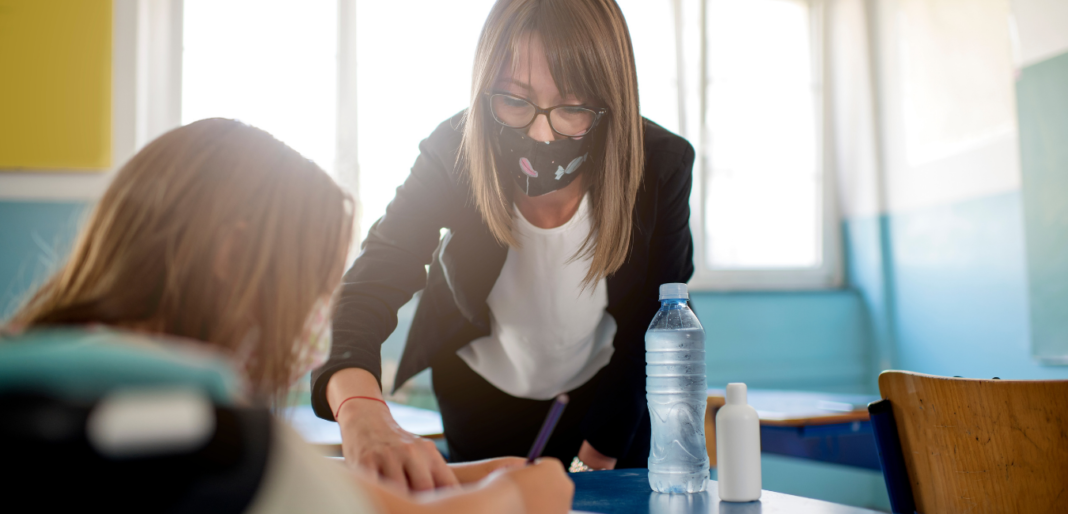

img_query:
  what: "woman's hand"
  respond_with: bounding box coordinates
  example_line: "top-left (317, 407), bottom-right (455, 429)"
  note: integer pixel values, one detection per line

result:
top-left (329, 368), bottom-right (459, 492)
top-left (578, 440), bottom-right (617, 470)
top-left (449, 457), bottom-right (526, 484)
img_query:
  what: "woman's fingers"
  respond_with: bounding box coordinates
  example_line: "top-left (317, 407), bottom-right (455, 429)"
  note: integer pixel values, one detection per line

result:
top-left (428, 449), bottom-right (462, 488)
top-left (402, 446), bottom-right (437, 492)
top-left (337, 396), bottom-right (459, 491)
top-left (577, 440), bottom-right (617, 470)
top-left (377, 453), bottom-right (410, 492)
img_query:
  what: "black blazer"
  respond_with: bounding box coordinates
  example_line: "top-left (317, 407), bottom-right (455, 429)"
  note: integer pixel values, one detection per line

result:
top-left (312, 112), bottom-right (695, 458)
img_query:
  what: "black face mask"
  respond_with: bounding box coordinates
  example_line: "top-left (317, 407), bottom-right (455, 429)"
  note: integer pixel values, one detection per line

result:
top-left (493, 125), bottom-right (597, 197)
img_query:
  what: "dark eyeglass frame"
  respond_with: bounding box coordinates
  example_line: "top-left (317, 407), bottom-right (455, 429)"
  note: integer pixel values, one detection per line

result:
top-left (484, 92), bottom-right (607, 138)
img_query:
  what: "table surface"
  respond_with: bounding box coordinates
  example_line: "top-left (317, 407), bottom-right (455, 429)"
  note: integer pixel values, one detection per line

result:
top-left (570, 470), bottom-right (881, 514)
top-left (286, 390), bottom-right (880, 444)
top-left (707, 389), bottom-right (878, 427)
top-left (283, 403), bottom-right (444, 448)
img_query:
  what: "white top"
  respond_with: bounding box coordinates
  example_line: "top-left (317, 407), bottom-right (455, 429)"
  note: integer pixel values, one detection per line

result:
top-left (457, 194), bottom-right (616, 400)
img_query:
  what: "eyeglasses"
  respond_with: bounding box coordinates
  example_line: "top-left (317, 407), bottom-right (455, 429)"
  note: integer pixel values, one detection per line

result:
top-left (485, 92), bottom-right (606, 137)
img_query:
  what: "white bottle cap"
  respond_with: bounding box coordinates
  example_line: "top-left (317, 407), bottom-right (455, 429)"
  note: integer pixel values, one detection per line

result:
top-left (659, 283), bottom-right (688, 300)
top-left (725, 383), bottom-right (748, 405)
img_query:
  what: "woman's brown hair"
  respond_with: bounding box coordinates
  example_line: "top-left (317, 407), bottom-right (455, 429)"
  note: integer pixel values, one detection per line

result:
top-left (462, 0), bottom-right (644, 286)
top-left (6, 119), bottom-right (354, 405)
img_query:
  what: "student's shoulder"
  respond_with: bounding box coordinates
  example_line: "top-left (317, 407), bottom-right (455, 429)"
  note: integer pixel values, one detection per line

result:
top-left (641, 118), bottom-right (695, 185)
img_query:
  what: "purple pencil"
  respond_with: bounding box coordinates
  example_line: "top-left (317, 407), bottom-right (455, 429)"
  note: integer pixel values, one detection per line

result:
top-left (526, 393), bottom-right (570, 463)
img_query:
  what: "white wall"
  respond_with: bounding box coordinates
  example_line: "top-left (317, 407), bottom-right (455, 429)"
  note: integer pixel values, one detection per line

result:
top-left (876, 0), bottom-right (1021, 214)
top-left (1012, 0), bottom-right (1068, 67)
top-left (829, 0), bottom-right (882, 219)
top-left (830, 0), bottom-right (1025, 218)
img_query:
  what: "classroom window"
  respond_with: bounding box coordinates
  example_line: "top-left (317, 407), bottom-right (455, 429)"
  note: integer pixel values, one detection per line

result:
top-left (181, 0), bottom-right (338, 175)
top-left (621, 0), bottom-right (838, 290)
top-left (178, 0), bottom-right (837, 289)
top-left (354, 0), bottom-right (497, 243)
top-left (689, 0), bottom-right (838, 289)
top-left (704, 0), bottom-right (821, 270)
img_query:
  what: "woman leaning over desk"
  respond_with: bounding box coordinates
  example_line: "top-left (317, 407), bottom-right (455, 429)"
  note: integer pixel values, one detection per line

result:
top-left (312, 0), bottom-right (695, 492)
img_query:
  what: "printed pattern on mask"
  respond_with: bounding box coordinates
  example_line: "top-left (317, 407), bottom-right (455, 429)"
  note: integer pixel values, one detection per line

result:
top-left (555, 154), bottom-right (586, 180)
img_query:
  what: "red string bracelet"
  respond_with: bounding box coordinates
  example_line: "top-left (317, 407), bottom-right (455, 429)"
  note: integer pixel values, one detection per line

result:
top-left (334, 396), bottom-right (389, 421)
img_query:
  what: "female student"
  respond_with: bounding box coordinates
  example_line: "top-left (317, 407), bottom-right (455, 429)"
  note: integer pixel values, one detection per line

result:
top-left (4, 119), bottom-right (573, 514)
top-left (314, 0), bottom-right (695, 491)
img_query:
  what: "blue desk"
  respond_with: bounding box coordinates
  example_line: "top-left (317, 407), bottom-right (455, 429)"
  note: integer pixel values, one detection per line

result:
top-left (287, 391), bottom-right (882, 470)
top-left (571, 470), bottom-right (880, 514)
top-left (706, 390), bottom-right (881, 471)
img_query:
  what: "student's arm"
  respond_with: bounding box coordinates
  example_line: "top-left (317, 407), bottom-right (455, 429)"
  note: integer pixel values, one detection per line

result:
top-left (361, 458), bottom-right (574, 514)
top-left (312, 115), bottom-right (468, 491)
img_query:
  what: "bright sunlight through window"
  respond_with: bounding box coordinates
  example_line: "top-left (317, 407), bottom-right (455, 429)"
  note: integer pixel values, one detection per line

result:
top-left (704, 0), bottom-right (821, 269)
top-left (355, 0), bottom-right (681, 243)
top-left (355, 1), bottom-right (496, 241)
top-left (182, 0), bottom-right (338, 175)
top-left (180, 0), bottom-right (827, 280)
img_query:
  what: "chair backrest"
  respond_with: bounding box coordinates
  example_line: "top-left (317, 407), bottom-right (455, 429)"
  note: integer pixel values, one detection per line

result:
top-left (0, 327), bottom-right (238, 403)
top-left (0, 328), bottom-right (268, 512)
top-left (878, 370), bottom-right (1068, 514)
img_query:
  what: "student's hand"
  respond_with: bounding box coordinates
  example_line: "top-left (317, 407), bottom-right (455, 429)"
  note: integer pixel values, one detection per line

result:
top-left (449, 457), bottom-right (526, 484)
top-left (497, 458), bottom-right (575, 514)
top-left (578, 440), bottom-right (617, 470)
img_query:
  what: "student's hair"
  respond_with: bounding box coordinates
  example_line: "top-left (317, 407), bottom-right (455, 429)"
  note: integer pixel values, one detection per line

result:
top-left (7, 119), bottom-right (354, 405)
top-left (462, 0), bottom-right (643, 287)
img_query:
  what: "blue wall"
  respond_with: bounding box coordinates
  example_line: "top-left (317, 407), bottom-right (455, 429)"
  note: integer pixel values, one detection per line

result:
top-left (0, 200), bottom-right (89, 319)
top-left (1018, 51), bottom-right (1068, 364)
top-left (846, 192), bottom-right (1068, 382)
top-left (692, 291), bottom-right (870, 393)
top-left (887, 192), bottom-right (1064, 379)
top-left (838, 47), bottom-right (1068, 384)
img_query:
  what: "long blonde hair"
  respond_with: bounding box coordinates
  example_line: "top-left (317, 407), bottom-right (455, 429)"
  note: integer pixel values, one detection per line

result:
top-left (462, 0), bottom-right (644, 286)
top-left (7, 119), bottom-right (354, 404)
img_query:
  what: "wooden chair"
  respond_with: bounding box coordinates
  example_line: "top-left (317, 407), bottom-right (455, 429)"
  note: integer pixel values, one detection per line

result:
top-left (869, 371), bottom-right (1068, 514)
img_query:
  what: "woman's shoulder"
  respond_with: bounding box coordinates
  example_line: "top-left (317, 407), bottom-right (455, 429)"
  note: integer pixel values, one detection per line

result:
top-left (422, 110), bottom-right (468, 156)
top-left (641, 118), bottom-right (696, 184)
top-left (410, 110), bottom-right (471, 188)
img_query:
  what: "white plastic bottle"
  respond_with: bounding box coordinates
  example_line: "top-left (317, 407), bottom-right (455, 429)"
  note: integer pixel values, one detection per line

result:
top-left (715, 383), bottom-right (762, 502)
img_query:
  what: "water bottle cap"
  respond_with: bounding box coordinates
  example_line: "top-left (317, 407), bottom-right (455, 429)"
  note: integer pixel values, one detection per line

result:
top-left (659, 283), bottom-right (688, 300)
top-left (726, 383), bottom-right (748, 405)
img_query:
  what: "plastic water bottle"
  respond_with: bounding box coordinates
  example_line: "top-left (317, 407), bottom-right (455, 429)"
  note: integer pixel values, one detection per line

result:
top-left (646, 283), bottom-right (709, 493)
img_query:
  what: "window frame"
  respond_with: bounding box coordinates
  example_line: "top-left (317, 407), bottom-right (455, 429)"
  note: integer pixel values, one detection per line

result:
top-left (685, 0), bottom-right (842, 291)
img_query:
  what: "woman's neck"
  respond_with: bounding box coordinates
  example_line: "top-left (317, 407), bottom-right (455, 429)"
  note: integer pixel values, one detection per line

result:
top-left (513, 174), bottom-right (587, 229)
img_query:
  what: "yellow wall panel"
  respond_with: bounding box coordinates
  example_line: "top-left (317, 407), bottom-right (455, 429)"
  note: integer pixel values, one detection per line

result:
top-left (0, 0), bottom-right (112, 171)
